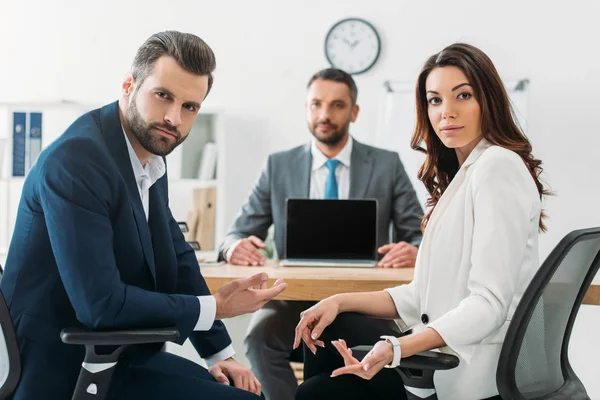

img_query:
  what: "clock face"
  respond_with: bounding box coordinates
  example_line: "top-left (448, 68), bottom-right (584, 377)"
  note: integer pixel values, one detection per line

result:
top-left (324, 18), bottom-right (381, 75)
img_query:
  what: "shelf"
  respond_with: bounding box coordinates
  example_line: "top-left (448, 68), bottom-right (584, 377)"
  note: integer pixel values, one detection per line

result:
top-left (0, 101), bottom-right (220, 113)
top-left (0, 247), bottom-right (7, 267)
top-left (197, 106), bottom-right (222, 115)
top-left (0, 100), bottom-right (98, 108)
top-left (0, 176), bottom-right (26, 182)
top-left (0, 102), bottom-right (226, 257)
top-left (195, 250), bottom-right (218, 262)
top-left (0, 177), bottom-right (216, 185)
top-left (169, 178), bottom-right (217, 187)
top-left (0, 249), bottom-right (218, 265)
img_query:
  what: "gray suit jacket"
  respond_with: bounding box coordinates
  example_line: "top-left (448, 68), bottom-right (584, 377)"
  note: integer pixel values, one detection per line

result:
top-left (219, 139), bottom-right (424, 260)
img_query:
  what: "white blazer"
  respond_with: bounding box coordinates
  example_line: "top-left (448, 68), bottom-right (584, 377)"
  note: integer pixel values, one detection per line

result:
top-left (386, 139), bottom-right (542, 400)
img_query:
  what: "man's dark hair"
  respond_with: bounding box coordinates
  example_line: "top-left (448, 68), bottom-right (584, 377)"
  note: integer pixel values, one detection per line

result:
top-left (131, 30), bottom-right (216, 97)
top-left (307, 68), bottom-right (358, 104)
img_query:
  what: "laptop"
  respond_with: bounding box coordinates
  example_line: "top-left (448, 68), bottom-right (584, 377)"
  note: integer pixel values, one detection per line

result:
top-left (280, 198), bottom-right (378, 267)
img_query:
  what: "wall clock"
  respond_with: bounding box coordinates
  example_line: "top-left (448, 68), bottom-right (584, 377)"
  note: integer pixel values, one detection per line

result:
top-left (324, 18), bottom-right (381, 75)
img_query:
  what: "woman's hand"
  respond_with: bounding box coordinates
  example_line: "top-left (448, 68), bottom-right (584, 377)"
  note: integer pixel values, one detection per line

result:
top-left (330, 339), bottom-right (394, 380)
top-left (293, 296), bottom-right (340, 354)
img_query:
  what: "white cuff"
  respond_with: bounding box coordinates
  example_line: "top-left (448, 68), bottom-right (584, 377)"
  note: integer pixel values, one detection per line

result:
top-left (194, 295), bottom-right (217, 331)
top-left (204, 345), bottom-right (236, 367)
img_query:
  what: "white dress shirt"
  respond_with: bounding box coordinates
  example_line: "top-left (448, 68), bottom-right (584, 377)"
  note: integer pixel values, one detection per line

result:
top-left (309, 136), bottom-right (352, 199)
top-left (123, 129), bottom-right (234, 365)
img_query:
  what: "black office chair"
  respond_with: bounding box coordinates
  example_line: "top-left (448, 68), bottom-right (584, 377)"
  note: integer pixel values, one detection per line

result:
top-left (352, 227), bottom-right (600, 400)
top-left (0, 263), bottom-right (180, 400)
top-left (0, 264), bottom-right (21, 400)
top-left (496, 227), bottom-right (599, 399)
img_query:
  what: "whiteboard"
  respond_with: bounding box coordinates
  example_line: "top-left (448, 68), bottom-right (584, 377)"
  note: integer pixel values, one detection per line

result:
top-left (375, 79), bottom-right (530, 207)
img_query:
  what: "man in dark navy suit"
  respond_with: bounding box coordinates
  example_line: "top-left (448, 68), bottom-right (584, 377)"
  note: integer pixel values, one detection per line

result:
top-left (0, 30), bottom-right (286, 399)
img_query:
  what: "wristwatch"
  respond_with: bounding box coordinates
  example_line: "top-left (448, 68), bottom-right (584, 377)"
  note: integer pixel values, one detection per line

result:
top-left (380, 335), bottom-right (402, 368)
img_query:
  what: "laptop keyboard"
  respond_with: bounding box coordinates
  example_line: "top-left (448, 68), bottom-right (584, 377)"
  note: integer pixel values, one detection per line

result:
top-left (281, 259), bottom-right (377, 268)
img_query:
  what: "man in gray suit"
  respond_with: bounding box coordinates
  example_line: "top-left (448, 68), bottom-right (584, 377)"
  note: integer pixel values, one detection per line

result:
top-left (218, 68), bottom-right (423, 400)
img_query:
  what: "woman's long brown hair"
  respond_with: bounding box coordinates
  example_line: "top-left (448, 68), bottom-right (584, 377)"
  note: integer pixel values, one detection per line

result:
top-left (411, 43), bottom-right (550, 232)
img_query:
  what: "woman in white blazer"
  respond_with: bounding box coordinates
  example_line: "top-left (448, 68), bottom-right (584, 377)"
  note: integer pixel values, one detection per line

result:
top-left (294, 43), bottom-right (550, 400)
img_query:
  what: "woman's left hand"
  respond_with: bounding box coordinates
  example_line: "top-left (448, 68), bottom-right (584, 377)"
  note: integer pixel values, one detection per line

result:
top-left (330, 338), bottom-right (394, 380)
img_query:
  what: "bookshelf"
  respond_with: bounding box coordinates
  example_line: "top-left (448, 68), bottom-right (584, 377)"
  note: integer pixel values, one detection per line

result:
top-left (0, 101), bottom-right (230, 263)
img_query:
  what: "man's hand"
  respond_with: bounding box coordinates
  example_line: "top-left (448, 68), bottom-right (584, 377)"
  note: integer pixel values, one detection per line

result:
top-left (209, 358), bottom-right (261, 395)
top-left (377, 242), bottom-right (417, 268)
top-left (226, 236), bottom-right (266, 266)
top-left (214, 273), bottom-right (287, 320)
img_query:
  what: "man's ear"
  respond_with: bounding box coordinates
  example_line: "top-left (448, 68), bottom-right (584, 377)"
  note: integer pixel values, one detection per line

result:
top-left (122, 72), bottom-right (136, 97)
top-left (351, 104), bottom-right (360, 123)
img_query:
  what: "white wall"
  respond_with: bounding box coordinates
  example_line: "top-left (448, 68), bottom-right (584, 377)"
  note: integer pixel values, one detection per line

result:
top-left (2, 0), bottom-right (599, 257)
top-left (1, 0), bottom-right (599, 396)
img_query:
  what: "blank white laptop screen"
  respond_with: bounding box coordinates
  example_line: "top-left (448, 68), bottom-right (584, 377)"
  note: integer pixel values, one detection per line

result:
top-left (281, 199), bottom-right (378, 267)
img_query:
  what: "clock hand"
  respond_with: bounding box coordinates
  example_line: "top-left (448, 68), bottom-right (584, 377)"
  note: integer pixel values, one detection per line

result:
top-left (343, 38), bottom-right (352, 46)
top-left (351, 40), bottom-right (360, 48)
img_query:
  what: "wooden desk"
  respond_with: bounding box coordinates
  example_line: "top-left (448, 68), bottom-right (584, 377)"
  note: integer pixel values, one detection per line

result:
top-left (201, 260), bottom-right (600, 305)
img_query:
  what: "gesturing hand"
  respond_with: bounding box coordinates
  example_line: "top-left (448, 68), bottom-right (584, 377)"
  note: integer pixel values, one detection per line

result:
top-left (214, 273), bottom-right (287, 320)
top-left (293, 297), bottom-right (340, 354)
top-left (330, 339), bottom-right (394, 380)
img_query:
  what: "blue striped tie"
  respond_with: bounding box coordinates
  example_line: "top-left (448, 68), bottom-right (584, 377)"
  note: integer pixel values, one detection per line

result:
top-left (324, 159), bottom-right (340, 199)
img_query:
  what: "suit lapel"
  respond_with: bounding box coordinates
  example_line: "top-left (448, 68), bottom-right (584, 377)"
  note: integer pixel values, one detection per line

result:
top-left (292, 144), bottom-right (312, 198)
top-left (148, 180), bottom-right (176, 293)
top-left (99, 102), bottom-right (156, 286)
top-left (349, 140), bottom-right (374, 198)
top-left (424, 167), bottom-right (467, 235)
top-left (423, 138), bottom-right (493, 237)
top-left (418, 138), bottom-right (493, 299)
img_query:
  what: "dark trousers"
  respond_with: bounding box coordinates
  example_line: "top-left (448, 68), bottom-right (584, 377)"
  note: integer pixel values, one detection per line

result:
top-left (245, 302), bottom-right (403, 400)
top-left (107, 351), bottom-right (264, 400)
top-left (13, 337), bottom-right (263, 400)
top-left (297, 312), bottom-right (408, 400)
top-left (296, 312), bottom-right (502, 400)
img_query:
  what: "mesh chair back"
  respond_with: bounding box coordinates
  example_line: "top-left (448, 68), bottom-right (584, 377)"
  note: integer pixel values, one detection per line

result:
top-left (498, 228), bottom-right (600, 400)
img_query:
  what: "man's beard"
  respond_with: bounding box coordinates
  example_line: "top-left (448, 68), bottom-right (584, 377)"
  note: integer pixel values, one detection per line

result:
top-left (125, 98), bottom-right (185, 157)
top-left (309, 119), bottom-right (350, 146)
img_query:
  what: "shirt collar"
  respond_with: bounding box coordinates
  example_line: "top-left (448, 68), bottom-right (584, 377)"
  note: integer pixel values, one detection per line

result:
top-left (311, 135), bottom-right (353, 171)
top-left (122, 127), bottom-right (166, 189)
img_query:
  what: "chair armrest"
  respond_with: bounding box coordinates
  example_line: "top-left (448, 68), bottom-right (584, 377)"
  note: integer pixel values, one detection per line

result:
top-left (61, 327), bottom-right (179, 400)
top-left (350, 345), bottom-right (459, 370)
top-left (60, 327), bottom-right (180, 346)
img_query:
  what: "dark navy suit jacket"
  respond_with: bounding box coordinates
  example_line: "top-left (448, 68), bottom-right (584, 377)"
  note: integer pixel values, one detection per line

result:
top-left (0, 101), bottom-right (231, 396)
